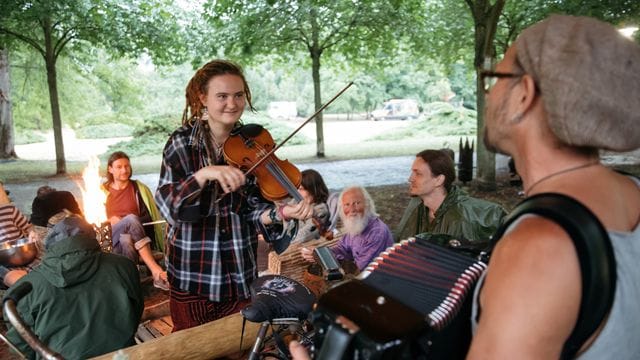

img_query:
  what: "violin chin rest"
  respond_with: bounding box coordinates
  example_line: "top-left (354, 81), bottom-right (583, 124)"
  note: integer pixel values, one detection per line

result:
top-left (237, 123), bottom-right (264, 138)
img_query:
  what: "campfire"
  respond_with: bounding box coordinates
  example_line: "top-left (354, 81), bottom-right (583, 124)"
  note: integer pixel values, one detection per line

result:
top-left (79, 156), bottom-right (112, 252)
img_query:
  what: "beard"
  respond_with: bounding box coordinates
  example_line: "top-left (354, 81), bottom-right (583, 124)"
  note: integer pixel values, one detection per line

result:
top-left (482, 97), bottom-right (512, 156)
top-left (482, 126), bottom-right (501, 155)
top-left (342, 214), bottom-right (369, 236)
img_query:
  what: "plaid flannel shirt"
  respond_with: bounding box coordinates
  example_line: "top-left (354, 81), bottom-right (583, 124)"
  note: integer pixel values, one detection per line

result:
top-left (155, 121), bottom-right (291, 302)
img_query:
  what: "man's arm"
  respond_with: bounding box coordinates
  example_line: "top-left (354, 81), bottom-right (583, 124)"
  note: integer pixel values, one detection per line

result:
top-left (467, 216), bottom-right (581, 359)
top-left (353, 222), bottom-right (393, 271)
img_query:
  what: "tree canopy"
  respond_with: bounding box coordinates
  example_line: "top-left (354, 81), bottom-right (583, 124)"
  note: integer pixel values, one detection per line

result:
top-left (204, 0), bottom-right (428, 157)
top-left (0, 0), bottom-right (190, 172)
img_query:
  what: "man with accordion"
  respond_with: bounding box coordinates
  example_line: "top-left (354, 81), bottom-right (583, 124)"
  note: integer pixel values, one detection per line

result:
top-left (291, 14), bottom-right (640, 360)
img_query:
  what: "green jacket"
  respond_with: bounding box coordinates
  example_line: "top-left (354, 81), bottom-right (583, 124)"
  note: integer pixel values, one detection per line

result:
top-left (4, 235), bottom-right (143, 359)
top-left (394, 185), bottom-right (506, 242)
top-left (133, 179), bottom-right (165, 253)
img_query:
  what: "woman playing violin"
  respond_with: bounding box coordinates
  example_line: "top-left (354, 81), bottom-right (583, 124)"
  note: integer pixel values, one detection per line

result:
top-left (154, 59), bottom-right (312, 331)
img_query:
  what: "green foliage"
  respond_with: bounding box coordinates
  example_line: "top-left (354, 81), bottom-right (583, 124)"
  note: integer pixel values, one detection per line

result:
top-left (371, 102), bottom-right (476, 140)
top-left (76, 124), bottom-right (134, 139)
top-left (133, 113), bottom-right (181, 138)
top-left (241, 113), bottom-right (310, 146)
top-left (14, 131), bottom-right (46, 145)
top-left (105, 113), bottom-right (180, 157)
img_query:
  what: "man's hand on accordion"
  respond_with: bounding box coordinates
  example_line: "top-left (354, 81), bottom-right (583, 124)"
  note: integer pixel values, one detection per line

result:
top-left (289, 340), bottom-right (311, 360)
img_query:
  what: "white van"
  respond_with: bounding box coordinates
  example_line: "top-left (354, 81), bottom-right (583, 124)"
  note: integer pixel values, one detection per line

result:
top-left (267, 101), bottom-right (297, 119)
top-left (371, 99), bottom-right (420, 121)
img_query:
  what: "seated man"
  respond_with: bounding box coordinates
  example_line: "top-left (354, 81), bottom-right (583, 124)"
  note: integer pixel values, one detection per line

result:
top-left (394, 149), bottom-right (506, 242)
top-left (301, 186), bottom-right (393, 272)
top-left (103, 151), bottom-right (168, 290)
top-left (4, 215), bottom-right (143, 359)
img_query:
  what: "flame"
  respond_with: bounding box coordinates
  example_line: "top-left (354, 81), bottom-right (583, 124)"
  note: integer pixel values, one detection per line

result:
top-left (80, 156), bottom-right (107, 225)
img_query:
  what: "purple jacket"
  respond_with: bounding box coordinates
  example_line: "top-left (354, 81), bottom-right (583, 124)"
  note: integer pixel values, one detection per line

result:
top-left (331, 216), bottom-right (393, 271)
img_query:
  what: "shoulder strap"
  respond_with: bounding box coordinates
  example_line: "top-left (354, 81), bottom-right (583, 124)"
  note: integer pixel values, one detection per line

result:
top-left (491, 193), bottom-right (616, 359)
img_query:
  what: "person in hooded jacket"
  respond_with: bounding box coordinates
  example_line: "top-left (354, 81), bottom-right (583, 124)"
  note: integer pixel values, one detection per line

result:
top-left (394, 149), bottom-right (506, 243)
top-left (3, 215), bottom-right (143, 359)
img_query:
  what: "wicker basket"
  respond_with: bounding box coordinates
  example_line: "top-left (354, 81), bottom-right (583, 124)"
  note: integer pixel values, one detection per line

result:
top-left (267, 235), bottom-right (341, 282)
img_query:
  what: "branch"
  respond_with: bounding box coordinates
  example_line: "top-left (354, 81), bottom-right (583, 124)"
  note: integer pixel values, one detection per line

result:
top-left (0, 28), bottom-right (45, 56)
top-left (53, 26), bottom-right (77, 57)
top-left (318, 5), bottom-right (360, 50)
top-left (54, 34), bottom-right (75, 60)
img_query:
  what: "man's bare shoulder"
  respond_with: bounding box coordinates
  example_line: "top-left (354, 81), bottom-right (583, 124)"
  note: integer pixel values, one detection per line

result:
top-left (470, 216), bottom-right (581, 358)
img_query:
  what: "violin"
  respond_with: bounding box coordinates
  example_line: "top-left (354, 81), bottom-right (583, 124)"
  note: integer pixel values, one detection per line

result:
top-left (222, 82), bottom-right (353, 236)
top-left (223, 123), bottom-right (302, 202)
top-left (223, 124), bottom-right (331, 237)
top-left (223, 81), bottom-right (353, 202)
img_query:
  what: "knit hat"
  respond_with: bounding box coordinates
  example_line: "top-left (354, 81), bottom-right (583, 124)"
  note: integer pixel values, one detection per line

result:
top-left (30, 190), bottom-right (83, 227)
top-left (515, 15), bottom-right (640, 151)
top-left (44, 215), bottom-right (96, 250)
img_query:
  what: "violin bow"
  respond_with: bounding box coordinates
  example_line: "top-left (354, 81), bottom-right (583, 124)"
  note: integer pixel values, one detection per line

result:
top-left (244, 81), bottom-right (354, 176)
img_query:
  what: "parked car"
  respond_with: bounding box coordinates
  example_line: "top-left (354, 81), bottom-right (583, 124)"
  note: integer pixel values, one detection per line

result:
top-left (371, 99), bottom-right (420, 121)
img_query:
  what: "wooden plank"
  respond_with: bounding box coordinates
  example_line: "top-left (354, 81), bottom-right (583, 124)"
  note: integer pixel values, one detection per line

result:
top-left (91, 312), bottom-right (261, 360)
top-left (140, 300), bottom-right (170, 322)
top-left (150, 316), bottom-right (173, 337)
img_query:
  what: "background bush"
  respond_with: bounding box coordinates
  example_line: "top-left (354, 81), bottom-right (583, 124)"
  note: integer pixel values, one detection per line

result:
top-left (76, 123), bottom-right (135, 138)
top-left (14, 131), bottom-right (46, 145)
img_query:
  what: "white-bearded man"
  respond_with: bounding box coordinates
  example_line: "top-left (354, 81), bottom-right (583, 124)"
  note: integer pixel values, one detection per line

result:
top-left (301, 186), bottom-right (393, 272)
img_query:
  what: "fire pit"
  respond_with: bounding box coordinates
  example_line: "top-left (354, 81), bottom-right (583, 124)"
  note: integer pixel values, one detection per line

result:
top-left (94, 221), bottom-right (113, 253)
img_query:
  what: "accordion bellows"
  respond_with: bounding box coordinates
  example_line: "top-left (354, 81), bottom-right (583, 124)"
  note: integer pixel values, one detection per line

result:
top-left (359, 237), bottom-right (487, 330)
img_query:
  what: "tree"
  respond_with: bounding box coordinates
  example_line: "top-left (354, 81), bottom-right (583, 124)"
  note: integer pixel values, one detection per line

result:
top-left (465, 0), bottom-right (505, 190)
top-left (0, 0), bottom-right (188, 174)
top-left (0, 46), bottom-right (17, 159)
top-left (425, 0), bottom-right (640, 189)
top-left (205, 0), bottom-right (427, 157)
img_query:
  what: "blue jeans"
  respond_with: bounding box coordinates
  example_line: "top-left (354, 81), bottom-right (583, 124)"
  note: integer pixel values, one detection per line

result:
top-left (111, 215), bottom-right (149, 263)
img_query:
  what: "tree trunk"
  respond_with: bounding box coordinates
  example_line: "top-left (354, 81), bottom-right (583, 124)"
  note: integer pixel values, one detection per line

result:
top-left (0, 47), bottom-right (17, 159)
top-left (310, 9), bottom-right (325, 158)
top-left (468, 0), bottom-right (505, 190)
top-left (311, 51), bottom-right (325, 158)
top-left (43, 19), bottom-right (66, 174)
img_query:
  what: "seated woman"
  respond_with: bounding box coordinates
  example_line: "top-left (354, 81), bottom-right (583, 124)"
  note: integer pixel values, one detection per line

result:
top-left (257, 169), bottom-right (332, 276)
top-left (291, 169), bottom-right (332, 243)
top-left (0, 182), bottom-right (36, 287)
top-left (103, 151), bottom-right (168, 290)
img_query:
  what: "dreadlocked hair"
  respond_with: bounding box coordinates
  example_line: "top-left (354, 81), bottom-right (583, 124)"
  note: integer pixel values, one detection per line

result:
top-left (182, 59), bottom-right (256, 125)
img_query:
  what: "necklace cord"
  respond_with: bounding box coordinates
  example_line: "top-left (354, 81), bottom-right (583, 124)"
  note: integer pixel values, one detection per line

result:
top-left (525, 161), bottom-right (599, 196)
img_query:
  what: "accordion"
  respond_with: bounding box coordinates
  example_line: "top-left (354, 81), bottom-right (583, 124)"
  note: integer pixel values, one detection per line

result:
top-left (311, 234), bottom-right (489, 359)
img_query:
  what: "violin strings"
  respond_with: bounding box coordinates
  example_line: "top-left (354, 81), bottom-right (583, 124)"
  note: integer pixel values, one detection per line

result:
top-left (251, 140), bottom-right (303, 202)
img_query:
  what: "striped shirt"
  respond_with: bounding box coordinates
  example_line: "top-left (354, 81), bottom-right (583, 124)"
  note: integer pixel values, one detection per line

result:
top-left (0, 204), bottom-right (31, 243)
top-left (155, 120), bottom-right (292, 302)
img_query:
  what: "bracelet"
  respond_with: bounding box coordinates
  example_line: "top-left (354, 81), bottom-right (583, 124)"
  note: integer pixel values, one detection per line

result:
top-left (278, 206), bottom-right (289, 221)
